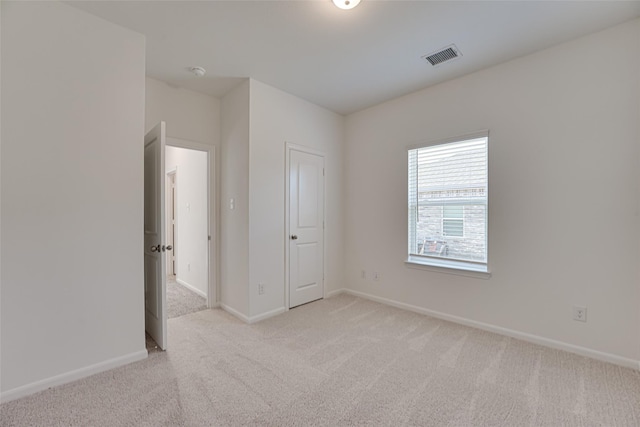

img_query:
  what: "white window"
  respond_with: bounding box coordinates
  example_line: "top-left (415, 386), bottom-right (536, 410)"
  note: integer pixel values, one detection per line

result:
top-left (443, 205), bottom-right (464, 237)
top-left (407, 132), bottom-right (488, 273)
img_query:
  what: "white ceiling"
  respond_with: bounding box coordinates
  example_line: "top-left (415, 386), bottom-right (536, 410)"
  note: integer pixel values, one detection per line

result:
top-left (68, 0), bottom-right (640, 115)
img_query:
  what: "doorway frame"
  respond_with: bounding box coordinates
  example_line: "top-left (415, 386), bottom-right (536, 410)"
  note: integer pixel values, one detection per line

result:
top-left (166, 169), bottom-right (177, 277)
top-left (166, 137), bottom-right (219, 308)
top-left (284, 142), bottom-right (326, 311)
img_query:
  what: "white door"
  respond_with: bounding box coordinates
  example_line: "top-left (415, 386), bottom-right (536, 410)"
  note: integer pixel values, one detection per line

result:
top-left (144, 122), bottom-right (167, 350)
top-left (289, 149), bottom-right (325, 308)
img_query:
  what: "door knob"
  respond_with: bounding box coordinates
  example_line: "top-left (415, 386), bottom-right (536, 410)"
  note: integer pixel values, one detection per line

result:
top-left (150, 244), bottom-right (161, 252)
top-left (166, 245), bottom-right (173, 251)
top-left (291, 235), bottom-right (298, 240)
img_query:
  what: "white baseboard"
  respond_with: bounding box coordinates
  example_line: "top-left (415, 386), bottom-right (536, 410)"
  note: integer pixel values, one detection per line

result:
top-left (326, 288), bottom-right (347, 298)
top-left (220, 303), bottom-right (250, 323)
top-left (344, 289), bottom-right (640, 371)
top-left (220, 303), bottom-right (286, 324)
top-left (176, 278), bottom-right (207, 299)
top-left (0, 350), bottom-right (148, 403)
top-left (248, 307), bottom-right (286, 324)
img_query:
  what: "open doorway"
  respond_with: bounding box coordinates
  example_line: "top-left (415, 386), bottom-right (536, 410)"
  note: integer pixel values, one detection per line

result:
top-left (165, 145), bottom-right (209, 319)
top-left (145, 134), bottom-right (217, 353)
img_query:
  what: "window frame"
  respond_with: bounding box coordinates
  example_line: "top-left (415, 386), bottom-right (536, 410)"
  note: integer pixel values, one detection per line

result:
top-left (405, 131), bottom-right (490, 278)
top-left (442, 205), bottom-right (464, 238)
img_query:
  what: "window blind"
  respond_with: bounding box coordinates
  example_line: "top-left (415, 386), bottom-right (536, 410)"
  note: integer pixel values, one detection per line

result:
top-left (408, 136), bottom-right (488, 265)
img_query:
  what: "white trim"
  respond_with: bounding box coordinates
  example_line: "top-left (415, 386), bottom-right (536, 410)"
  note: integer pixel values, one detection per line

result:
top-left (219, 304), bottom-right (285, 324)
top-left (343, 289), bottom-right (640, 371)
top-left (405, 258), bottom-right (491, 279)
top-left (326, 288), bottom-right (346, 298)
top-left (0, 350), bottom-right (148, 403)
top-left (285, 142), bottom-right (325, 158)
top-left (284, 144), bottom-right (291, 311)
top-left (248, 307), bottom-right (286, 324)
top-left (176, 278), bottom-right (207, 299)
top-left (406, 129), bottom-right (489, 151)
top-left (284, 142), bottom-right (327, 310)
top-left (166, 137), bottom-right (213, 152)
top-left (220, 303), bottom-right (250, 323)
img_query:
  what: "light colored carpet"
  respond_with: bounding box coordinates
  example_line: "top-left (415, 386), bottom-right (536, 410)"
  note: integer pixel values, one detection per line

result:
top-left (2, 294), bottom-right (639, 426)
top-left (167, 279), bottom-right (207, 319)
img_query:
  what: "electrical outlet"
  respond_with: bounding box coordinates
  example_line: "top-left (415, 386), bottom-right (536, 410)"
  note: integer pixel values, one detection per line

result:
top-left (187, 263), bottom-right (191, 272)
top-left (258, 283), bottom-right (265, 295)
top-left (361, 270), bottom-right (366, 279)
top-left (373, 272), bottom-right (380, 281)
top-left (573, 306), bottom-right (587, 322)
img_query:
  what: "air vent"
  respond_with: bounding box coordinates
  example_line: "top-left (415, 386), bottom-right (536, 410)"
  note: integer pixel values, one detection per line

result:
top-left (422, 44), bottom-right (462, 66)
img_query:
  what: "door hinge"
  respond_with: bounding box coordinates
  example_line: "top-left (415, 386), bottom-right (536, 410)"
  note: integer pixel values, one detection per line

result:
top-left (208, 235), bottom-right (211, 241)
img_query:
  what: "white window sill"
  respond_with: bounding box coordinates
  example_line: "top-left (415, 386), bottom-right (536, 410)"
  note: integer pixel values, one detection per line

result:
top-left (405, 256), bottom-right (491, 279)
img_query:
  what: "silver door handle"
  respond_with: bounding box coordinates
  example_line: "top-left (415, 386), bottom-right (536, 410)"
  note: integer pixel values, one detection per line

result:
top-left (150, 244), bottom-right (161, 252)
top-left (291, 235), bottom-right (298, 240)
top-left (166, 245), bottom-right (173, 251)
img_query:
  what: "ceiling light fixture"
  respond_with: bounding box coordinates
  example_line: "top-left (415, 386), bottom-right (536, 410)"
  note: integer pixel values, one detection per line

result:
top-left (189, 66), bottom-right (206, 77)
top-left (332, 0), bottom-right (360, 10)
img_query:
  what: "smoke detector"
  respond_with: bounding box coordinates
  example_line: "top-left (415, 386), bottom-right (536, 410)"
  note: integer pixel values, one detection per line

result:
top-left (188, 66), bottom-right (206, 77)
top-left (422, 45), bottom-right (462, 66)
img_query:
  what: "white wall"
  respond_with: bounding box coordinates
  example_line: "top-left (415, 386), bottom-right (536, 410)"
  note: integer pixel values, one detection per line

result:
top-left (218, 79), bottom-right (344, 320)
top-left (248, 79), bottom-right (345, 318)
top-left (220, 80), bottom-right (251, 317)
top-left (1, 1), bottom-right (146, 397)
top-left (145, 77), bottom-right (220, 145)
top-left (344, 19), bottom-right (640, 362)
top-left (166, 146), bottom-right (208, 297)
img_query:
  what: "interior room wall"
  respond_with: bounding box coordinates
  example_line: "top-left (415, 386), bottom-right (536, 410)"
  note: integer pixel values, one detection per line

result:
top-left (1, 1), bottom-right (146, 398)
top-left (344, 19), bottom-right (640, 363)
top-left (248, 79), bottom-right (345, 319)
top-left (220, 80), bottom-right (251, 318)
top-left (165, 146), bottom-right (208, 297)
top-left (145, 77), bottom-right (220, 145)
